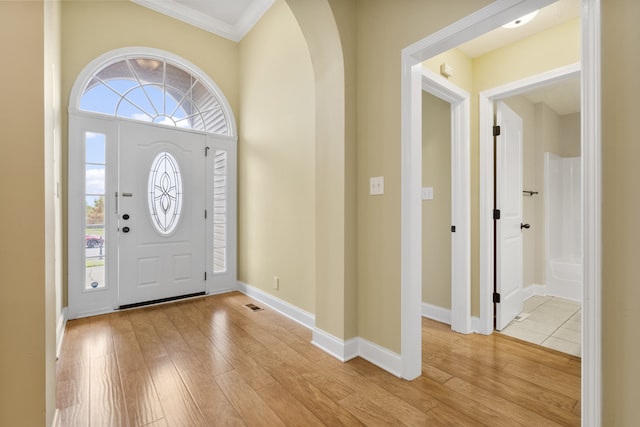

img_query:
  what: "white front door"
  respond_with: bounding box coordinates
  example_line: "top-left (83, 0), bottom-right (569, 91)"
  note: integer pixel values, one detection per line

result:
top-left (118, 121), bottom-right (206, 307)
top-left (495, 101), bottom-right (524, 331)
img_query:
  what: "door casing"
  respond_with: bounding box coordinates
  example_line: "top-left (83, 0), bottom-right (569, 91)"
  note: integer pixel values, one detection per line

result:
top-left (401, 0), bottom-right (600, 423)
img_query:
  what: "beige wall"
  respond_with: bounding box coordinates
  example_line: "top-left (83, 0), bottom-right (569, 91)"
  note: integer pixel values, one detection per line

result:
top-left (422, 92), bottom-right (452, 309)
top-left (559, 112), bottom-right (581, 157)
top-left (423, 48), bottom-right (474, 94)
top-left (0, 1), bottom-right (58, 425)
top-left (238, 0), bottom-right (316, 313)
top-left (602, 0), bottom-right (640, 423)
top-left (356, 0), bottom-right (492, 352)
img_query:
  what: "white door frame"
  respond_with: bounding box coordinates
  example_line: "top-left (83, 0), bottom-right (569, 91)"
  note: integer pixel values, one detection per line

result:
top-left (479, 63), bottom-right (581, 334)
top-left (421, 68), bottom-right (471, 334)
top-left (68, 47), bottom-right (239, 319)
top-left (401, 0), bottom-right (601, 424)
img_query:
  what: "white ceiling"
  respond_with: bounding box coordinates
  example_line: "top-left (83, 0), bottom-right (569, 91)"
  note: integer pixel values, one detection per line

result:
top-left (131, 0), bottom-right (274, 42)
top-left (517, 74), bottom-right (581, 115)
top-left (459, 0), bottom-right (582, 115)
top-left (132, 0), bottom-right (581, 114)
top-left (457, 0), bottom-right (581, 58)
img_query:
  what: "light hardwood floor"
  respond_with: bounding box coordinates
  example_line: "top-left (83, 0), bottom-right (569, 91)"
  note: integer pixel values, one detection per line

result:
top-left (56, 292), bottom-right (580, 426)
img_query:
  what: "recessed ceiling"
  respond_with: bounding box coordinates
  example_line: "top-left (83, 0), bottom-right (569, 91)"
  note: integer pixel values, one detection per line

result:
top-left (458, 0), bottom-right (582, 115)
top-left (131, 0), bottom-right (275, 42)
top-left (457, 0), bottom-right (581, 58)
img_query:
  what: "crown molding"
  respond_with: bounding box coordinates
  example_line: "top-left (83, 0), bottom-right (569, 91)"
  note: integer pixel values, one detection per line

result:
top-left (131, 0), bottom-right (274, 43)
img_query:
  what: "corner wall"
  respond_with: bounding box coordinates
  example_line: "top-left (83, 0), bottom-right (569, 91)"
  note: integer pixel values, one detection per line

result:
top-left (602, 0), bottom-right (640, 423)
top-left (238, 0), bottom-right (316, 313)
top-left (0, 2), bottom-right (57, 425)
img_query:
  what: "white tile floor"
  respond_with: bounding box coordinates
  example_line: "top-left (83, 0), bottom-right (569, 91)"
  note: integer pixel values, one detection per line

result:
top-left (500, 295), bottom-right (581, 357)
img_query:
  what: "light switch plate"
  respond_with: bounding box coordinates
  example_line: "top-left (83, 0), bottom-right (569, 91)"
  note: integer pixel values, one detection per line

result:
top-left (422, 187), bottom-right (434, 200)
top-left (370, 176), bottom-right (384, 195)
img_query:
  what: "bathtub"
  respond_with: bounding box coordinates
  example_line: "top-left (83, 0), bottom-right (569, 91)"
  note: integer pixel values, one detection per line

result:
top-left (545, 153), bottom-right (583, 302)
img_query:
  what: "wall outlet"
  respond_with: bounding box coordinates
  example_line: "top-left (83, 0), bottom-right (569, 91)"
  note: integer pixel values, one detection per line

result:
top-left (273, 276), bottom-right (279, 290)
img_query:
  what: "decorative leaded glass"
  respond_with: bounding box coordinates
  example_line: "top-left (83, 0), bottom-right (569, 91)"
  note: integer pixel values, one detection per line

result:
top-left (80, 57), bottom-right (230, 135)
top-left (148, 152), bottom-right (183, 235)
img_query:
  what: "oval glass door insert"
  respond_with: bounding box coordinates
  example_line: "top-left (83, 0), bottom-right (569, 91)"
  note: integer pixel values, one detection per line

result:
top-left (148, 151), bottom-right (183, 235)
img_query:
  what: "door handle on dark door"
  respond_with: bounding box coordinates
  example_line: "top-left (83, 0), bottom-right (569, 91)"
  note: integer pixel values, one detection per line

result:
top-left (122, 226), bottom-right (130, 233)
top-left (521, 223), bottom-right (530, 229)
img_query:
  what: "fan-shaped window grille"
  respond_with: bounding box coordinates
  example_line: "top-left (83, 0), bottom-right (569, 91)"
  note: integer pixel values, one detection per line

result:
top-left (79, 57), bottom-right (230, 135)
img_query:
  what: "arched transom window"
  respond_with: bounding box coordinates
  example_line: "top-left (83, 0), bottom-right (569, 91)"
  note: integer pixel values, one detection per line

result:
top-left (79, 56), bottom-right (230, 135)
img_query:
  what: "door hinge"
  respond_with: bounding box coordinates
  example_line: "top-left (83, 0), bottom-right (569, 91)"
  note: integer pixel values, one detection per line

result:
top-left (205, 209), bottom-right (208, 219)
top-left (493, 292), bottom-right (501, 304)
top-left (451, 225), bottom-right (456, 232)
top-left (205, 272), bottom-right (207, 281)
top-left (493, 125), bottom-right (501, 136)
top-left (205, 146), bottom-right (210, 156)
top-left (493, 209), bottom-right (501, 220)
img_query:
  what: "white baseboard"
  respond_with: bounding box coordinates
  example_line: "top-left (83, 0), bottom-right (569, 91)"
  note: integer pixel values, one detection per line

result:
top-left (237, 281), bottom-right (401, 377)
top-left (236, 281), bottom-right (315, 329)
top-left (358, 337), bottom-right (402, 377)
top-left (522, 283), bottom-right (547, 301)
top-left (421, 302), bottom-right (452, 325)
top-left (471, 316), bottom-right (482, 333)
top-left (56, 307), bottom-right (67, 358)
top-left (311, 328), bottom-right (358, 362)
top-left (421, 302), bottom-right (483, 334)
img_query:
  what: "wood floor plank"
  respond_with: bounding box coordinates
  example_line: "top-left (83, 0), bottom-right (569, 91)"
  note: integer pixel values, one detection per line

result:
top-left (214, 369), bottom-right (286, 426)
top-left (444, 376), bottom-right (563, 426)
top-left (89, 353), bottom-right (130, 426)
top-left (56, 295), bottom-right (581, 426)
top-left (169, 351), bottom-right (246, 426)
top-left (424, 348), bottom-right (580, 425)
top-left (128, 309), bottom-right (169, 361)
top-left (257, 382), bottom-right (325, 427)
top-left (146, 355), bottom-right (208, 427)
top-left (119, 368), bottom-right (165, 427)
top-left (338, 393), bottom-right (405, 426)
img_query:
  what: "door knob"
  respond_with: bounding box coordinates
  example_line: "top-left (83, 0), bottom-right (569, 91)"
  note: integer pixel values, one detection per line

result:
top-left (521, 223), bottom-right (530, 229)
top-left (122, 226), bottom-right (130, 233)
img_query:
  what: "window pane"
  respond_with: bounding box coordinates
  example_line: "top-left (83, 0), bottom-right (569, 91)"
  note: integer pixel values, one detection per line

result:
top-left (79, 57), bottom-right (230, 135)
top-left (116, 98), bottom-right (153, 122)
top-left (86, 132), bottom-right (105, 164)
top-left (86, 165), bottom-right (105, 194)
top-left (80, 83), bottom-right (119, 115)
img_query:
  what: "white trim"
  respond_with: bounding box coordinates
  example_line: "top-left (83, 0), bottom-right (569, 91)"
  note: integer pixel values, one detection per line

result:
top-left (68, 47), bottom-right (238, 139)
top-left (401, 1), bottom-right (600, 424)
top-left (421, 302), bottom-right (452, 325)
top-left (478, 62), bottom-right (581, 335)
top-left (471, 316), bottom-right (483, 333)
top-left (521, 284), bottom-right (547, 301)
top-left (237, 281), bottom-right (402, 377)
top-left (358, 338), bottom-right (403, 378)
top-left (402, 0), bottom-right (558, 380)
top-left (311, 329), bottom-right (359, 362)
top-left (237, 281), bottom-right (315, 329)
top-left (131, 0), bottom-right (274, 43)
top-left (421, 67), bottom-right (471, 334)
top-left (56, 307), bottom-right (67, 358)
top-left (581, 0), bottom-right (602, 423)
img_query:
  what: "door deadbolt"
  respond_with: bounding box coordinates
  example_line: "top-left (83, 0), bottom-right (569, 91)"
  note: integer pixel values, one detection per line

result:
top-left (122, 214), bottom-right (130, 220)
